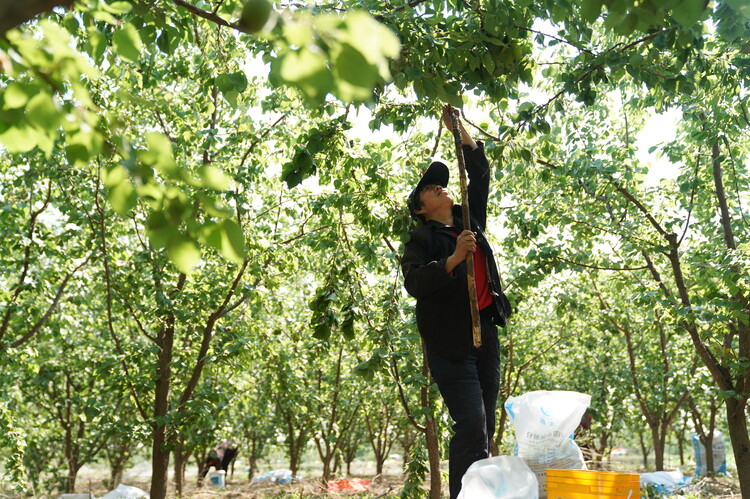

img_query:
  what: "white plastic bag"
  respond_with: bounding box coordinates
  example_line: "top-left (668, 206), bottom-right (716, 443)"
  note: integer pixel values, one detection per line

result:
top-left (692, 430), bottom-right (727, 476)
top-left (640, 470), bottom-right (691, 493)
top-left (251, 468), bottom-right (295, 484)
top-left (457, 456), bottom-right (539, 499)
top-left (100, 485), bottom-right (149, 499)
top-left (505, 391), bottom-right (591, 498)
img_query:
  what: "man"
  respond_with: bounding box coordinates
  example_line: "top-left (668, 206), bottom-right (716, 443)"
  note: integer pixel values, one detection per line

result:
top-left (197, 440), bottom-right (238, 485)
top-left (401, 105), bottom-right (511, 499)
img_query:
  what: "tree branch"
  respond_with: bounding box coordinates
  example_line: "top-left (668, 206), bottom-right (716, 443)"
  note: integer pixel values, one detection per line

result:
top-left (177, 259), bottom-right (249, 408)
top-left (0, 179), bottom-right (53, 342)
top-left (172, 0), bottom-right (247, 33)
top-left (94, 170), bottom-right (149, 422)
top-left (513, 25), bottom-right (594, 55)
top-left (0, 0), bottom-right (73, 36)
top-left (9, 254), bottom-right (92, 350)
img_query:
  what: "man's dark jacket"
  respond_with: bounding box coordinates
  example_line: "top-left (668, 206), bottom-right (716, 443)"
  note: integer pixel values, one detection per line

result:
top-left (401, 142), bottom-right (511, 360)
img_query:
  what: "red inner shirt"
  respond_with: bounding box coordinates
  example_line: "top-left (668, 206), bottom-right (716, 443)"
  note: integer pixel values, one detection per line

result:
top-left (449, 229), bottom-right (493, 310)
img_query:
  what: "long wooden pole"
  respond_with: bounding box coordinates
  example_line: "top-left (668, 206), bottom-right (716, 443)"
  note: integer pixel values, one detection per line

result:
top-left (448, 107), bottom-right (481, 348)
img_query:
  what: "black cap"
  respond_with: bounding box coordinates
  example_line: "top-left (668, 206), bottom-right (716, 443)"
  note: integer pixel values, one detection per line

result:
top-left (407, 161), bottom-right (449, 220)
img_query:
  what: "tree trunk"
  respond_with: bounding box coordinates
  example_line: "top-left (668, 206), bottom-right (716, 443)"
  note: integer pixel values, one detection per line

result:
top-left (376, 455), bottom-right (385, 476)
top-left (726, 397), bottom-right (750, 496)
top-left (638, 432), bottom-right (650, 470)
top-left (151, 425), bottom-right (171, 499)
top-left (110, 462), bottom-right (125, 490)
top-left (321, 452), bottom-right (333, 483)
top-left (651, 424), bottom-right (666, 471)
top-left (676, 430), bottom-right (685, 466)
top-left (64, 429), bottom-right (77, 493)
top-left (425, 417), bottom-right (441, 499)
top-left (593, 431), bottom-right (610, 469)
top-left (402, 439), bottom-right (413, 473)
top-left (150, 329), bottom-right (175, 499)
top-left (149, 275), bottom-right (184, 499)
top-left (494, 398), bottom-right (508, 453)
top-left (703, 432), bottom-right (715, 476)
top-left (173, 439), bottom-right (190, 496)
top-left (246, 458), bottom-right (255, 482)
top-left (65, 463), bottom-right (78, 494)
top-left (289, 436), bottom-right (302, 478)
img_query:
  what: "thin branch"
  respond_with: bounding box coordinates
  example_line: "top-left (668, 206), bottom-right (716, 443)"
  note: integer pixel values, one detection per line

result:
top-left (390, 0), bottom-right (430, 14)
top-left (278, 223), bottom-right (333, 245)
top-left (240, 114), bottom-right (289, 168)
top-left (430, 117), bottom-right (442, 157)
top-left (721, 136), bottom-right (750, 229)
top-left (0, 179), bottom-right (53, 341)
top-left (155, 110), bottom-right (175, 144)
top-left (124, 301), bottom-right (157, 343)
top-left (462, 114), bottom-right (500, 142)
top-left (740, 100), bottom-right (750, 129)
top-left (513, 25), bottom-right (594, 55)
top-left (94, 168), bottom-right (149, 422)
top-left (172, 0), bottom-right (247, 33)
top-left (9, 254), bottom-right (92, 350)
top-left (678, 151), bottom-right (701, 246)
top-left (177, 259), bottom-right (250, 408)
top-left (552, 255), bottom-right (648, 272)
top-left (211, 0), bottom-right (225, 15)
top-left (607, 176), bottom-right (670, 239)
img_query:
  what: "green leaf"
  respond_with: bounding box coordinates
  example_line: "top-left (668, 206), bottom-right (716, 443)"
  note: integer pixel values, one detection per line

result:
top-left (108, 178), bottom-right (137, 215)
top-left (141, 133), bottom-right (177, 175)
top-left (3, 83), bottom-right (30, 109)
top-left (25, 93), bottom-right (60, 132)
top-left (672, 0), bottom-right (706, 27)
top-left (334, 44), bottom-right (378, 101)
top-left (216, 72), bottom-right (248, 106)
top-left (581, 0), bottom-right (604, 22)
top-left (157, 30), bottom-right (171, 54)
top-left (147, 212), bottom-right (177, 249)
top-left (219, 220), bottom-right (247, 263)
top-left (198, 165), bottom-right (232, 190)
top-left (278, 49), bottom-right (334, 102)
top-left (0, 124), bottom-right (39, 153)
top-left (167, 234), bottom-right (201, 274)
top-left (87, 29), bottom-right (108, 65)
top-left (728, 0), bottom-right (750, 16)
top-left (113, 23), bottom-right (143, 63)
top-left (66, 143), bottom-right (90, 166)
top-left (343, 11), bottom-right (400, 63)
top-left (103, 1), bottom-right (134, 14)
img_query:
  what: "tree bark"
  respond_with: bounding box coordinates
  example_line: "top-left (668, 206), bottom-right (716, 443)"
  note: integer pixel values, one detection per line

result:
top-left (638, 432), bottom-right (650, 470)
top-left (425, 417), bottom-right (441, 499)
top-left (651, 424), bottom-right (666, 471)
top-left (173, 438), bottom-right (191, 496)
top-left (449, 108), bottom-right (481, 347)
top-left (0, 0), bottom-right (73, 35)
top-left (705, 127), bottom-right (750, 494)
top-left (726, 397), bottom-right (750, 497)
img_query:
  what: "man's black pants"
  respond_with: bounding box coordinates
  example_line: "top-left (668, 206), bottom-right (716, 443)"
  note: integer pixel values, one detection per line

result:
top-left (427, 311), bottom-right (500, 499)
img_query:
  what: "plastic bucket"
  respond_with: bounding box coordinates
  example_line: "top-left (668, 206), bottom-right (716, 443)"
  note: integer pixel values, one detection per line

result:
top-left (546, 469), bottom-right (640, 498)
top-left (209, 469), bottom-right (226, 487)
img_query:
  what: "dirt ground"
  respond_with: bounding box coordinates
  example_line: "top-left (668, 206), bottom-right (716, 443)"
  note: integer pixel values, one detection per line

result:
top-left (68, 474), bottom-right (430, 498)
top-left (64, 472), bottom-right (743, 499)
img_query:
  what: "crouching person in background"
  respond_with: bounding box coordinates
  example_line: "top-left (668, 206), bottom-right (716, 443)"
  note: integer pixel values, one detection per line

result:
top-left (197, 440), bottom-right (238, 486)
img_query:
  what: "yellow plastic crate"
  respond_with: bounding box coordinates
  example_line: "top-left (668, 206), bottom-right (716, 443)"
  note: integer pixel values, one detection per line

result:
top-left (546, 469), bottom-right (641, 498)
